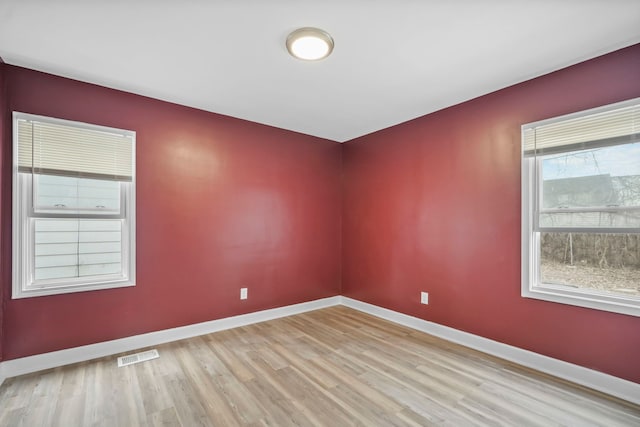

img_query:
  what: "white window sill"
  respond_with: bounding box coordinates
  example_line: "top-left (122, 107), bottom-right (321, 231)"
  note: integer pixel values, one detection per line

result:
top-left (522, 285), bottom-right (640, 318)
top-left (13, 279), bottom-right (135, 299)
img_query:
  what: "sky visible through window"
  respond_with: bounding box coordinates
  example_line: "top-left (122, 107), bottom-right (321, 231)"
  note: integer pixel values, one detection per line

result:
top-left (542, 142), bottom-right (640, 180)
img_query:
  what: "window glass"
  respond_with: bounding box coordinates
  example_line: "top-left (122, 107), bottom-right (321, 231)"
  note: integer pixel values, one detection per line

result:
top-left (34, 218), bottom-right (123, 281)
top-left (539, 143), bottom-right (640, 229)
top-left (34, 174), bottom-right (121, 214)
top-left (540, 232), bottom-right (640, 298)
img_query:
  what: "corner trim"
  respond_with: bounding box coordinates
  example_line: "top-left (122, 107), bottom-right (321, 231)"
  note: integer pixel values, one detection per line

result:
top-left (0, 296), bottom-right (342, 382)
top-left (340, 297), bottom-right (640, 405)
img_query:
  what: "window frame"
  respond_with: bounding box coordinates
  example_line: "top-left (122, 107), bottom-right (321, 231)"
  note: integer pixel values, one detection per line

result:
top-left (521, 99), bottom-right (640, 318)
top-left (12, 112), bottom-right (136, 299)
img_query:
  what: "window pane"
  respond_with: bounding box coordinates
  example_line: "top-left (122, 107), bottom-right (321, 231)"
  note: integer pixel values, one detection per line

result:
top-left (34, 174), bottom-right (121, 214)
top-left (34, 219), bottom-right (122, 281)
top-left (540, 232), bottom-right (640, 298)
top-left (540, 143), bottom-right (640, 229)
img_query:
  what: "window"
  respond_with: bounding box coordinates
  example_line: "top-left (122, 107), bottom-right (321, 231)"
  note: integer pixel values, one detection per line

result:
top-left (13, 112), bottom-right (136, 298)
top-left (521, 98), bottom-right (640, 317)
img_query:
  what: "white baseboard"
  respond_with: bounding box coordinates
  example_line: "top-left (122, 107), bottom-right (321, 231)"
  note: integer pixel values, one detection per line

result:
top-left (340, 297), bottom-right (640, 405)
top-left (1, 295), bottom-right (638, 406)
top-left (0, 295), bottom-right (342, 384)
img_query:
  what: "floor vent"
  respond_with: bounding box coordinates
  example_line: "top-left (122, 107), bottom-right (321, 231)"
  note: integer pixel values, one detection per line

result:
top-left (117, 349), bottom-right (160, 367)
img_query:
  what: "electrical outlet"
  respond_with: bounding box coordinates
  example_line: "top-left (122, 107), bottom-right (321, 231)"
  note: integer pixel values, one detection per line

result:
top-left (420, 291), bottom-right (429, 305)
top-left (240, 288), bottom-right (248, 300)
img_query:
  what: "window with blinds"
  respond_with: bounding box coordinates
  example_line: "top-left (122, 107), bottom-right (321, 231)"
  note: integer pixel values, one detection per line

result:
top-left (12, 112), bottom-right (136, 299)
top-left (524, 100), bottom-right (640, 232)
top-left (521, 98), bottom-right (640, 318)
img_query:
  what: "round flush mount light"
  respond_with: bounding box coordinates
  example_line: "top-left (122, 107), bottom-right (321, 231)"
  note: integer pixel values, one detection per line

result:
top-left (286, 27), bottom-right (334, 61)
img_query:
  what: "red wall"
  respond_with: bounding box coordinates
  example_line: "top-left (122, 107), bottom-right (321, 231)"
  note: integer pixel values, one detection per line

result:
top-left (342, 44), bottom-right (640, 383)
top-left (1, 65), bottom-right (342, 360)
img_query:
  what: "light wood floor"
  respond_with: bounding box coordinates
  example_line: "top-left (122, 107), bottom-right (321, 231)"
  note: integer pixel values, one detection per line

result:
top-left (0, 306), bottom-right (638, 426)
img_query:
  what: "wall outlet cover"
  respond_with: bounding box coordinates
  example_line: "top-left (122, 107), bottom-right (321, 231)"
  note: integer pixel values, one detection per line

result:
top-left (421, 291), bottom-right (429, 304)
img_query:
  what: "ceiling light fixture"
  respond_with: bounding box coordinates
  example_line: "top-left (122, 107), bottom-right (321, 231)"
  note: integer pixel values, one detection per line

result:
top-left (286, 27), bottom-right (334, 61)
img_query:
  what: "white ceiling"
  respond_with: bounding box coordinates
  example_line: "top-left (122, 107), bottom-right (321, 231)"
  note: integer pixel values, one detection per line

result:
top-left (1, 1), bottom-right (639, 142)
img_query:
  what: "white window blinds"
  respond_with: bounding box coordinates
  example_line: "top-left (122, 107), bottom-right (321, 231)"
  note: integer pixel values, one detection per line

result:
top-left (523, 100), bottom-right (640, 157)
top-left (17, 116), bottom-right (134, 181)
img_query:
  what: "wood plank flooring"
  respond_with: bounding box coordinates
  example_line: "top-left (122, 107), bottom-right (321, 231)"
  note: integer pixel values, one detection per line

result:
top-left (0, 306), bottom-right (638, 426)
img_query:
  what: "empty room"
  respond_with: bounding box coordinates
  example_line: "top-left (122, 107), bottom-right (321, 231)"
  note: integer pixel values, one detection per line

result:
top-left (0, 1), bottom-right (639, 426)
